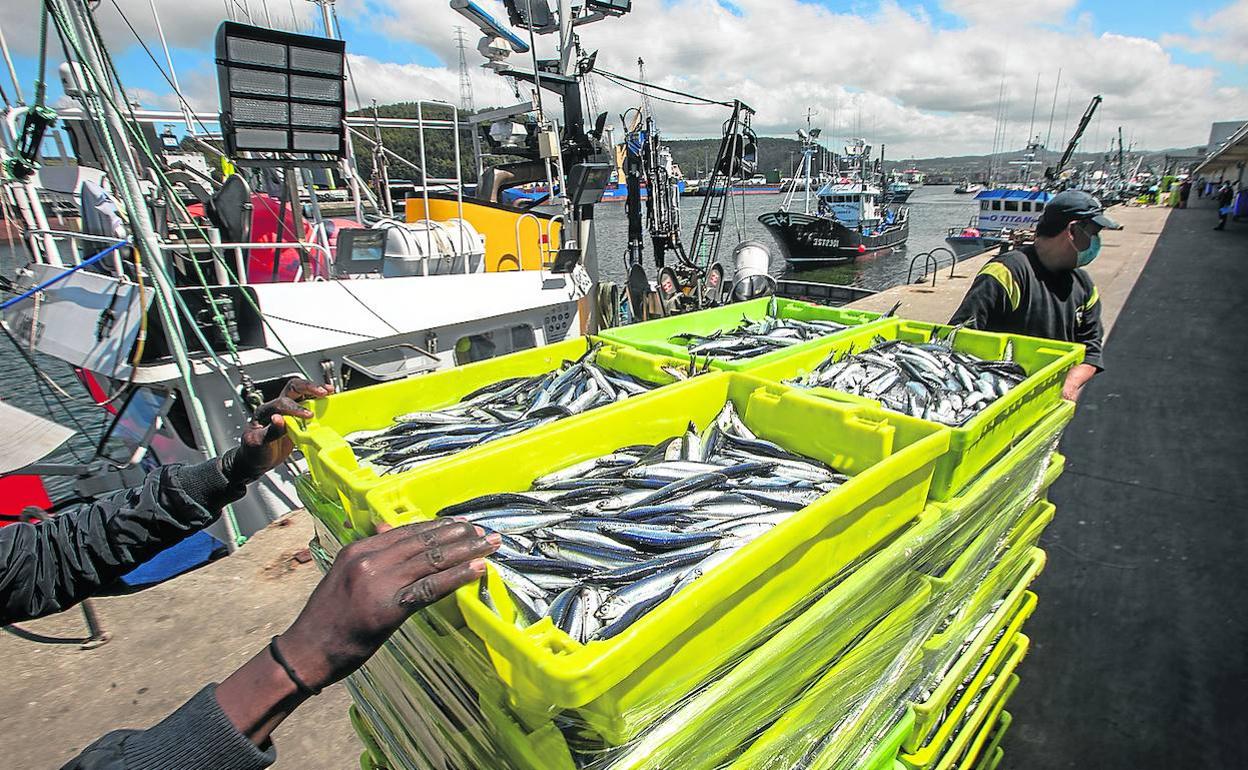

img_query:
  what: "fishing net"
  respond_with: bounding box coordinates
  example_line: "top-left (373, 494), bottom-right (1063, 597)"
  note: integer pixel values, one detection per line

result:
top-left (297, 398), bottom-right (1066, 770)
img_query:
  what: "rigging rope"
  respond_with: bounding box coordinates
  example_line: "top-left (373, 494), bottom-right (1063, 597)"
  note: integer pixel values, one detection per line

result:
top-left (592, 67), bottom-right (733, 107)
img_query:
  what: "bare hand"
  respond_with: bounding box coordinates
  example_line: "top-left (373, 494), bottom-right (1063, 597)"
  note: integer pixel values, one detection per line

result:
top-left (274, 519), bottom-right (499, 690)
top-left (233, 378), bottom-right (333, 480)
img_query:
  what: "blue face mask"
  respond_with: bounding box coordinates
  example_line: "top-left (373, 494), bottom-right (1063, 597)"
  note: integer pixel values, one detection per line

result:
top-left (1074, 226), bottom-right (1101, 267)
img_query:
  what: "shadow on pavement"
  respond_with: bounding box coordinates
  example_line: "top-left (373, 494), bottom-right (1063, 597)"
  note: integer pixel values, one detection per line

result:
top-left (1008, 200), bottom-right (1248, 768)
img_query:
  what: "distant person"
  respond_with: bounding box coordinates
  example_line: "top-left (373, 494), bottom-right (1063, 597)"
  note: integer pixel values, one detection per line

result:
top-left (1196, 177), bottom-right (1205, 199)
top-left (1179, 179), bottom-right (1192, 209)
top-left (1214, 182), bottom-right (1235, 230)
top-left (950, 190), bottom-right (1121, 402)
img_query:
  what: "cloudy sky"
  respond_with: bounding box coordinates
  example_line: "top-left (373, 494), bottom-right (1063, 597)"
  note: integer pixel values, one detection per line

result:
top-left (1, 0), bottom-right (1244, 158)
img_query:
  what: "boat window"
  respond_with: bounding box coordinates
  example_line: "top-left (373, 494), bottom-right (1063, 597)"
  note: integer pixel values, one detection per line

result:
top-left (1004, 201), bottom-right (1019, 211)
top-left (981, 202), bottom-right (990, 211)
top-left (992, 201), bottom-right (1002, 211)
top-left (1035, 202), bottom-right (1045, 212)
top-left (1020, 202), bottom-right (1031, 212)
top-left (454, 325), bottom-right (537, 365)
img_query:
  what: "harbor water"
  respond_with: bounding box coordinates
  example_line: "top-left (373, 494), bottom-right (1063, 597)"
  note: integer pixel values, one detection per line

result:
top-left (591, 185), bottom-right (977, 289)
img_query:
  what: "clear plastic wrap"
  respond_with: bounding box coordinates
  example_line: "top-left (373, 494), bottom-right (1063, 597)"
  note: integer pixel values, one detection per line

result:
top-left (296, 401), bottom-right (1065, 770)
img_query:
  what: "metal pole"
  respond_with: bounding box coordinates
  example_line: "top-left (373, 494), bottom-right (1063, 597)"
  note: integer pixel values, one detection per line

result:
top-left (0, 20), bottom-right (24, 106)
top-left (148, 0), bottom-right (195, 133)
top-left (59, 0), bottom-right (238, 549)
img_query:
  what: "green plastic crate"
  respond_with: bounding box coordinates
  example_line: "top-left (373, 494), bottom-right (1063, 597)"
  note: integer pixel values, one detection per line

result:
top-left (911, 548), bottom-right (1043, 753)
top-left (901, 629), bottom-right (1030, 769)
top-left (978, 746), bottom-right (1003, 770)
top-left (749, 320), bottom-right (1084, 501)
top-left (860, 710), bottom-right (917, 770)
top-left (971, 712), bottom-right (1012, 770)
top-left (948, 677), bottom-right (1020, 770)
top-left (728, 580), bottom-right (934, 769)
top-left (288, 337), bottom-right (691, 531)
top-left (597, 297), bottom-right (884, 371)
top-left (363, 373), bottom-right (950, 744)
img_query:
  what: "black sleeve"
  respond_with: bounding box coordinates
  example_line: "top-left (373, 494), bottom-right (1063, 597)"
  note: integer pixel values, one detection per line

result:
top-left (950, 271), bottom-right (1009, 329)
top-left (1076, 287), bottom-right (1106, 371)
top-left (0, 455), bottom-right (246, 624)
top-left (60, 685), bottom-right (275, 770)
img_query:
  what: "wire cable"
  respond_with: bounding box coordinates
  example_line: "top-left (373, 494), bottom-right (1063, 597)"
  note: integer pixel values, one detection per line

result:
top-left (592, 67), bottom-right (733, 107)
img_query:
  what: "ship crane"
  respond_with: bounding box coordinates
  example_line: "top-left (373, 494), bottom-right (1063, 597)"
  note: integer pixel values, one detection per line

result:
top-left (1047, 95), bottom-right (1102, 186)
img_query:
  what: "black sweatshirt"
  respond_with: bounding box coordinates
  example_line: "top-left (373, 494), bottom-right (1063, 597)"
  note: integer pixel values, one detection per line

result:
top-left (949, 245), bottom-right (1104, 370)
top-left (0, 455), bottom-right (275, 770)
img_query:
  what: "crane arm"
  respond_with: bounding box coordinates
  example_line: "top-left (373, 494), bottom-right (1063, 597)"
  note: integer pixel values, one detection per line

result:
top-left (1053, 95), bottom-right (1102, 178)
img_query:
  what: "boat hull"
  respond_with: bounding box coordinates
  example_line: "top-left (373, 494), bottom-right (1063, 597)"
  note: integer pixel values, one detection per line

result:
top-left (945, 234), bottom-right (1008, 257)
top-left (759, 211), bottom-right (909, 268)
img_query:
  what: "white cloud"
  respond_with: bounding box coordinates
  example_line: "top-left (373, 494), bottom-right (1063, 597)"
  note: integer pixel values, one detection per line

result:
top-left (0, 1), bottom-right (321, 57)
top-left (1162, 0), bottom-right (1248, 64)
top-left (2, 0), bottom-right (1237, 156)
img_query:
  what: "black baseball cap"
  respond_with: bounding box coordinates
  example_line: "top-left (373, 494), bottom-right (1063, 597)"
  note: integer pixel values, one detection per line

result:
top-left (1040, 190), bottom-right (1122, 230)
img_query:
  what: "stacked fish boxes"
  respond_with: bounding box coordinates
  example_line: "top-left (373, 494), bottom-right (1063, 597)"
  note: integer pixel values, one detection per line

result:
top-left (289, 301), bottom-right (1082, 770)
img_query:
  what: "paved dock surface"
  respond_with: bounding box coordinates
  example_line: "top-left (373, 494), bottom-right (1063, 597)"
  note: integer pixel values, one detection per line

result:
top-left (1010, 201), bottom-right (1248, 769)
top-left (0, 515), bottom-right (359, 768)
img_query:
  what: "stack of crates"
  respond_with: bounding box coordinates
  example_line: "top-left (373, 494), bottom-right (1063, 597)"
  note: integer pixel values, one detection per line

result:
top-left (288, 301), bottom-right (1082, 770)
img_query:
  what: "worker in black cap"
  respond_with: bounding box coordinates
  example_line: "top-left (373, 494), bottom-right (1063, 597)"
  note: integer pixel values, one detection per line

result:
top-left (950, 190), bottom-right (1122, 402)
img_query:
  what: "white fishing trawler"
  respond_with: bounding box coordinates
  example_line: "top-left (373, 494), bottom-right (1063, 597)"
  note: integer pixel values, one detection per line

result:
top-left (0, 0), bottom-right (637, 550)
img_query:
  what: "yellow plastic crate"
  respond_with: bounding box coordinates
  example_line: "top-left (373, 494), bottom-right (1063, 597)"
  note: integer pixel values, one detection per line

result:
top-left (750, 320), bottom-right (1083, 501)
top-left (288, 337), bottom-right (691, 529)
top-left (949, 678), bottom-right (1020, 770)
top-left (908, 549), bottom-right (1043, 754)
top-left (600, 513), bottom-right (949, 770)
top-left (363, 374), bottom-right (950, 744)
top-left (901, 632), bottom-right (1030, 769)
top-left (727, 579), bottom-right (935, 770)
top-left (1006, 500), bottom-right (1056, 552)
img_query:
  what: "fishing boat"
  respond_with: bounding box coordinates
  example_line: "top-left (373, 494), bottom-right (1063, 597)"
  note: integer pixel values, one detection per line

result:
top-left (0, 0), bottom-right (624, 548)
top-left (760, 136), bottom-right (909, 268)
top-left (944, 189), bottom-right (1051, 256)
top-left (883, 176), bottom-right (914, 203)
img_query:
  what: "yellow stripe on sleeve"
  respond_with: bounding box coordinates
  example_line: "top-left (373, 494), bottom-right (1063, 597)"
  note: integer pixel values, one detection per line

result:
top-left (980, 262), bottom-right (1021, 311)
top-left (1082, 285), bottom-right (1100, 311)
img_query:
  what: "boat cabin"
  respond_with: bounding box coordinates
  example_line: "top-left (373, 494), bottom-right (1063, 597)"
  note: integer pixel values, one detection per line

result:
top-left (815, 181), bottom-right (887, 227)
top-left (973, 189), bottom-right (1053, 231)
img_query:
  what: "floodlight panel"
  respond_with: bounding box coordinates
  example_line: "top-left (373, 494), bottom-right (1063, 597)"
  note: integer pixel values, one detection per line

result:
top-left (586, 0), bottom-right (632, 15)
top-left (215, 21), bottom-right (347, 160)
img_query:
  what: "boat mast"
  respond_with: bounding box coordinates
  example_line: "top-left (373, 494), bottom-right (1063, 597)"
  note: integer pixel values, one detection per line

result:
top-left (56, 0), bottom-right (237, 547)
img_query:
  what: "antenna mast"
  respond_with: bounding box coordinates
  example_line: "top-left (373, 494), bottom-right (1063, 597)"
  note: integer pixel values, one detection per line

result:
top-left (455, 26), bottom-right (475, 113)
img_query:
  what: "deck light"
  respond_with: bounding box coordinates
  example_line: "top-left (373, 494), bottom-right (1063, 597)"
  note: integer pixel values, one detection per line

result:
top-left (215, 22), bottom-right (346, 163)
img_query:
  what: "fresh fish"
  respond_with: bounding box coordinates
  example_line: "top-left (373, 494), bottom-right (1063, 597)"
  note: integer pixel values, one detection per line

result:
top-left (432, 402), bottom-right (846, 641)
top-left (787, 335), bottom-right (1027, 426)
top-left (667, 308), bottom-right (850, 361)
top-left (347, 346), bottom-right (668, 472)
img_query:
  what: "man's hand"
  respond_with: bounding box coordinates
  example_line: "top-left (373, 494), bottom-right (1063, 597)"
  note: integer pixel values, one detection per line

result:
top-left (274, 519), bottom-right (499, 689)
top-left (228, 378), bottom-right (333, 483)
top-left (1061, 363), bottom-right (1098, 402)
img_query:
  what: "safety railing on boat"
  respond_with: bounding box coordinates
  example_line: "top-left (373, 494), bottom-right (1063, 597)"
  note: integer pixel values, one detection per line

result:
top-left (514, 212), bottom-right (562, 271)
top-left (22, 229), bottom-right (333, 286)
top-left (156, 241), bottom-right (334, 284)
